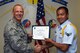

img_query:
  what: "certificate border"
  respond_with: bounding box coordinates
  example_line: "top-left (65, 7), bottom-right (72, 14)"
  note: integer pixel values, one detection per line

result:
top-left (32, 25), bottom-right (50, 39)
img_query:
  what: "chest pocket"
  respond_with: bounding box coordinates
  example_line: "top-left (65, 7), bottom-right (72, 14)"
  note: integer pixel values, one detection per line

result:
top-left (55, 29), bottom-right (63, 43)
top-left (16, 27), bottom-right (26, 37)
top-left (55, 25), bottom-right (67, 43)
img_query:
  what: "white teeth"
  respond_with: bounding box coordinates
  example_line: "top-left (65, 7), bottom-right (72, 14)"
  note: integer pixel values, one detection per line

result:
top-left (18, 15), bottom-right (21, 18)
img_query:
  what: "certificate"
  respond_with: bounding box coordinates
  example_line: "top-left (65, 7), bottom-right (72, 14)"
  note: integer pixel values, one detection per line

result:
top-left (32, 26), bottom-right (50, 40)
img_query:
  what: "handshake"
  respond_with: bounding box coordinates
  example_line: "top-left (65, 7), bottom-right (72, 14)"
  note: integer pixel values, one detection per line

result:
top-left (34, 38), bottom-right (53, 53)
top-left (34, 44), bottom-right (42, 53)
top-left (34, 43), bottom-right (47, 53)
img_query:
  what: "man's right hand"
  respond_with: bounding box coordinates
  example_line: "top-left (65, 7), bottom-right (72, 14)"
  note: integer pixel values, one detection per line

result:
top-left (34, 44), bottom-right (42, 53)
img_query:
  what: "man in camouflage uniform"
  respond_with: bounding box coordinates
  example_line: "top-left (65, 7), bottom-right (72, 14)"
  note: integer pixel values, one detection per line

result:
top-left (4, 4), bottom-right (41, 53)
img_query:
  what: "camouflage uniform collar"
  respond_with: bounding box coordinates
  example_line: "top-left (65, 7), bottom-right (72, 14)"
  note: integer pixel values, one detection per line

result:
top-left (12, 18), bottom-right (22, 26)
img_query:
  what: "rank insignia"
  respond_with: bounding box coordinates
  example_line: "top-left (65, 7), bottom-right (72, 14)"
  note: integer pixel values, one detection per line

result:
top-left (65, 32), bottom-right (72, 36)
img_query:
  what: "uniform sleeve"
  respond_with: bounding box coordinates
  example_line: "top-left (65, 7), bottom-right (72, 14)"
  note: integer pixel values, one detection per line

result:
top-left (62, 24), bottom-right (76, 44)
top-left (6, 27), bottom-right (34, 53)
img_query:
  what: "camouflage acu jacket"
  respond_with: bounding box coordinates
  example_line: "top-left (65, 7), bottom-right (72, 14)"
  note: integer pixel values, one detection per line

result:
top-left (4, 18), bottom-right (34, 53)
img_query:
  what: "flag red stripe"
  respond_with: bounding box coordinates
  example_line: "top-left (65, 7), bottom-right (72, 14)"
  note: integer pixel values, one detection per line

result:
top-left (35, 0), bottom-right (49, 53)
top-left (42, 16), bottom-right (46, 25)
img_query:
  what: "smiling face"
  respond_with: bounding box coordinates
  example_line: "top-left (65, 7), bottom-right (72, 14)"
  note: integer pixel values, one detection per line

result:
top-left (56, 7), bottom-right (68, 24)
top-left (13, 4), bottom-right (24, 22)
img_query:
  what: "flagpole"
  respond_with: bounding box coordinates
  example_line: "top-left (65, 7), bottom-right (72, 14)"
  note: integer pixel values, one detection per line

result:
top-left (32, 0), bottom-right (34, 4)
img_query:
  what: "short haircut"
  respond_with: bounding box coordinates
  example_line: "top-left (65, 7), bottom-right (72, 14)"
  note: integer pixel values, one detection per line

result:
top-left (56, 6), bottom-right (69, 15)
top-left (12, 4), bottom-right (24, 12)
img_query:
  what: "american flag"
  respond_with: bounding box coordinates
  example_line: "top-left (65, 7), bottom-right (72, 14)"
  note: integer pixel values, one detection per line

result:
top-left (36, 0), bottom-right (46, 25)
top-left (35, 0), bottom-right (49, 53)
